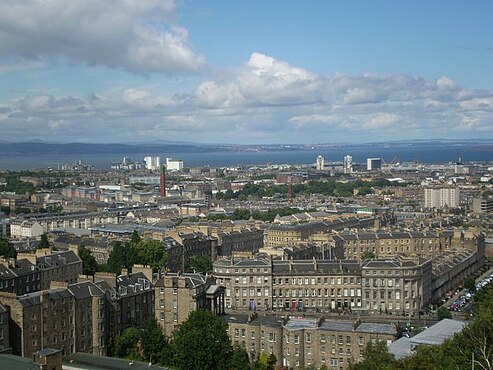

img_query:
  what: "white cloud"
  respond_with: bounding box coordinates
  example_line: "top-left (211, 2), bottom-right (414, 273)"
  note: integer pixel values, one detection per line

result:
top-left (0, 53), bottom-right (492, 143)
top-left (196, 52), bottom-right (325, 108)
top-left (0, 0), bottom-right (204, 74)
top-left (363, 113), bottom-right (401, 129)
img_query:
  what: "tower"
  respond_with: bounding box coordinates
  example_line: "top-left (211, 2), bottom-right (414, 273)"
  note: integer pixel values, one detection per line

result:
top-left (316, 155), bottom-right (325, 171)
top-left (160, 165), bottom-right (167, 197)
top-left (343, 155), bottom-right (353, 174)
top-left (287, 176), bottom-right (293, 204)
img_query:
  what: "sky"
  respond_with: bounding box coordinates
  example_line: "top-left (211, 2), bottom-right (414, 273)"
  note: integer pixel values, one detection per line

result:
top-left (0, 0), bottom-right (492, 144)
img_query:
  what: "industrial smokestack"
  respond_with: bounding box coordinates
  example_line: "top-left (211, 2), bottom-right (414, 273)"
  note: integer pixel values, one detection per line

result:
top-left (160, 165), bottom-right (166, 197)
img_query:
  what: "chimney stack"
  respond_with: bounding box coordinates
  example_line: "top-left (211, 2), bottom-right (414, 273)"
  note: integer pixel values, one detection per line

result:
top-left (160, 165), bottom-right (167, 197)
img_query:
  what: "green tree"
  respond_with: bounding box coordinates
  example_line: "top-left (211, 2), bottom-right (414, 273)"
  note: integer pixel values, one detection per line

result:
top-left (349, 341), bottom-right (395, 370)
top-left (78, 245), bottom-right (97, 275)
top-left (113, 327), bottom-right (141, 360)
top-left (229, 344), bottom-right (251, 370)
top-left (0, 206), bottom-right (11, 216)
top-left (231, 208), bottom-right (252, 220)
top-left (361, 251), bottom-right (376, 260)
top-left (252, 352), bottom-right (277, 370)
top-left (0, 238), bottom-right (16, 258)
top-left (106, 241), bottom-right (133, 274)
top-left (140, 318), bottom-right (171, 364)
top-left (131, 230), bottom-right (141, 245)
top-left (436, 307), bottom-right (452, 320)
top-left (464, 277), bottom-right (476, 292)
top-left (172, 310), bottom-right (232, 370)
top-left (134, 239), bottom-right (168, 271)
top-left (39, 233), bottom-right (50, 249)
top-left (186, 255), bottom-right (212, 273)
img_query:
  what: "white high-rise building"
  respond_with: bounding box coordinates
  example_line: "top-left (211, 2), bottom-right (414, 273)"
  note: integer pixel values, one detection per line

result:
top-left (166, 157), bottom-right (184, 171)
top-left (424, 186), bottom-right (460, 209)
top-left (367, 158), bottom-right (382, 171)
top-left (316, 155), bottom-right (325, 171)
top-left (343, 155), bottom-right (353, 174)
top-left (144, 156), bottom-right (161, 170)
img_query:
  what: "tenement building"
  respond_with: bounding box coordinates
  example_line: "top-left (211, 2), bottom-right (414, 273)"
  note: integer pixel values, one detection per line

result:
top-left (0, 258), bottom-right (41, 295)
top-left (225, 314), bottom-right (397, 369)
top-left (98, 271), bottom-right (154, 340)
top-left (331, 228), bottom-right (485, 262)
top-left (266, 217), bottom-right (381, 249)
top-left (154, 272), bottom-right (225, 337)
top-left (214, 257), bottom-right (433, 316)
top-left (0, 280), bottom-right (106, 357)
top-left (165, 231), bottom-right (216, 272)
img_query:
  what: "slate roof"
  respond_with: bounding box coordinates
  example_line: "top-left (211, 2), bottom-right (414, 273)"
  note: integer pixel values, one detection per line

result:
top-left (37, 250), bottom-right (81, 269)
top-left (68, 281), bottom-right (105, 299)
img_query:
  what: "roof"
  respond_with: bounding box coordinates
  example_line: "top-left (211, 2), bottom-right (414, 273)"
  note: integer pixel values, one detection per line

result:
top-left (284, 318), bottom-right (318, 330)
top-left (0, 353), bottom-right (38, 370)
top-left (411, 319), bottom-right (466, 346)
top-left (388, 337), bottom-right (412, 360)
top-left (68, 281), bottom-right (105, 299)
top-left (37, 250), bottom-right (82, 269)
top-left (388, 319), bottom-right (466, 360)
top-left (64, 352), bottom-right (170, 369)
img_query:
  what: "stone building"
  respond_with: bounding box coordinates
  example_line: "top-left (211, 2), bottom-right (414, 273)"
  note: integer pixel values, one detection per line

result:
top-left (215, 228), bottom-right (264, 257)
top-left (265, 222), bottom-right (328, 249)
top-left (213, 255), bottom-right (444, 316)
top-left (67, 281), bottom-right (106, 356)
top-left (35, 249), bottom-right (82, 290)
top-left (0, 287), bottom-right (75, 357)
top-left (98, 271), bottom-right (154, 340)
top-left (0, 303), bottom-right (9, 351)
top-left (9, 220), bottom-right (44, 239)
top-left (10, 210), bottom-right (120, 238)
top-left (271, 260), bottom-right (363, 312)
top-left (165, 231), bottom-right (216, 272)
top-left (331, 228), bottom-right (485, 262)
top-left (214, 259), bottom-right (272, 311)
top-left (225, 314), bottom-right (397, 369)
top-left (361, 258), bottom-right (432, 314)
top-left (0, 258), bottom-right (41, 295)
top-left (154, 272), bottom-right (224, 337)
top-left (0, 280), bottom-right (106, 357)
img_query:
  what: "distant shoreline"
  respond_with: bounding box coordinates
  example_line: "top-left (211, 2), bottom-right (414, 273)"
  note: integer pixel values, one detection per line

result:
top-left (0, 142), bottom-right (492, 170)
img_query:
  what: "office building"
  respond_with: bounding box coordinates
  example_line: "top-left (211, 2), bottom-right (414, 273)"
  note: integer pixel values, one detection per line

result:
top-left (143, 156), bottom-right (161, 171)
top-left (366, 158), bottom-right (382, 171)
top-left (165, 158), bottom-right (184, 171)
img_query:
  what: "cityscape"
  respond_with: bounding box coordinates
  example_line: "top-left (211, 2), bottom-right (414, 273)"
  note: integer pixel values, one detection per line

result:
top-left (1, 1), bottom-right (493, 370)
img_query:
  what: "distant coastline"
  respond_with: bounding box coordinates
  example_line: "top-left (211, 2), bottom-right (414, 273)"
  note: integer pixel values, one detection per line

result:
top-left (0, 140), bottom-right (492, 170)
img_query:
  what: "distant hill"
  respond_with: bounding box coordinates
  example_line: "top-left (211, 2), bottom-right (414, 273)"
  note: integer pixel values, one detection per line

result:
top-left (0, 142), bottom-right (234, 156)
top-left (0, 139), bottom-right (491, 156)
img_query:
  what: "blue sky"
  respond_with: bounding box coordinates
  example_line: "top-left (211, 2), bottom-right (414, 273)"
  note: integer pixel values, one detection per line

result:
top-left (0, 0), bottom-right (492, 144)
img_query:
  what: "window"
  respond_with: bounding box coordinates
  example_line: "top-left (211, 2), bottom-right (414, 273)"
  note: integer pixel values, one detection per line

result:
top-left (306, 333), bottom-right (312, 343)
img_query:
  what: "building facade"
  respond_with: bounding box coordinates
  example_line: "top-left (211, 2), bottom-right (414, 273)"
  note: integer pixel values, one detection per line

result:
top-left (155, 272), bottom-right (224, 337)
top-left (424, 186), bottom-right (460, 209)
top-left (225, 314), bottom-right (397, 370)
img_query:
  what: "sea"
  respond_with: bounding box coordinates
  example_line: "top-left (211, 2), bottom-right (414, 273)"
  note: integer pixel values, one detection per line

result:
top-left (0, 144), bottom-right (492, 170)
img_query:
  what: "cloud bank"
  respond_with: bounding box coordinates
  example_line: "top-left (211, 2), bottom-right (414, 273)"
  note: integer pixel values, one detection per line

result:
top-left (1, 53), bottom-right (492, 143)
top-left (0, 0), bottom-right (205, 73)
